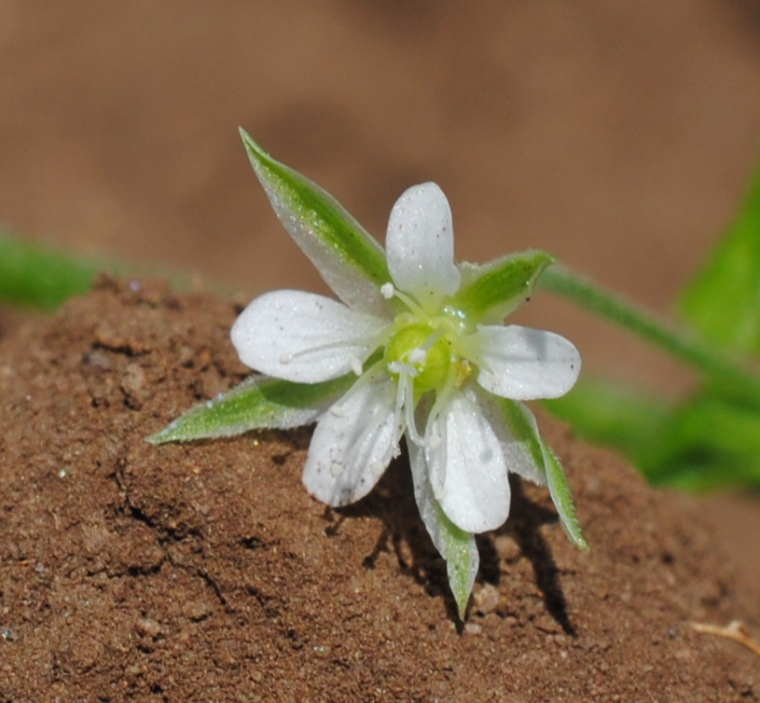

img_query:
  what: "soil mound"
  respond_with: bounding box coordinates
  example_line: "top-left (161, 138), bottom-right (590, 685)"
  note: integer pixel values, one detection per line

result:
top-left (1, 278), bottom-right (757, 702)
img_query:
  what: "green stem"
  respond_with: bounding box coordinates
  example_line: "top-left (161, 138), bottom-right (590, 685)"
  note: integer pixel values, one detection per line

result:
top-left (539, 264), bottom-right (760, 402)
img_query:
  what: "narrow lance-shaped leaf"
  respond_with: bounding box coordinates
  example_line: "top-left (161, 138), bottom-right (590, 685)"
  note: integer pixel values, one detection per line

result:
top-left (456, 250), bottom-right (554, 323)
top-left (540, 440), bottom-right (589, 550)
top-left (438, 504), bottom-right (480, 620)
top-left (408, 437), bottom-right (479, 620)
top-left (500, 398), bottom-right (588, 550)
top-left (240, 129), bottom-right (390, 317)
top-left (147, 374), bottom-right (353, 444)
top-left (679, 156), bottom-right (760, 356)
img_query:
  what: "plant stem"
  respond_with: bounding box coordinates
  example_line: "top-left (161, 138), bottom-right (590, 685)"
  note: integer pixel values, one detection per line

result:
top-left (539, 264), bottom-right (760, 402)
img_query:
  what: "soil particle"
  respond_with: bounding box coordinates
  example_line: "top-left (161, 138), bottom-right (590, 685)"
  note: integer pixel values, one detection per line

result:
top-left (0, 277), bottom-right (758, 702)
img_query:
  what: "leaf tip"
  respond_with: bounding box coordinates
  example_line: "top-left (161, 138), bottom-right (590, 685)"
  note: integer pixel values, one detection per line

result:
top-left (572, 531), bottom-right (590, 552)
top-left (239, 128), bottom-right (270, 161)
top-left (144, 431), bottom-right (165, 445)
top-left (454, 592), bottom-right (471, 622)
top-left (145, 421), bottom-right (179, 445)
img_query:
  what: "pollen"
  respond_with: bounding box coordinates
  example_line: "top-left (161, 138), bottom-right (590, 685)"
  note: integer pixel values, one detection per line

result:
top-left (455, 359), bottom-right (472, 387)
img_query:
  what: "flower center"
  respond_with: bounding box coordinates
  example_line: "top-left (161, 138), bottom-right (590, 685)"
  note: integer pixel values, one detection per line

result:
top-left (384, 322), bottom-right (452, 394)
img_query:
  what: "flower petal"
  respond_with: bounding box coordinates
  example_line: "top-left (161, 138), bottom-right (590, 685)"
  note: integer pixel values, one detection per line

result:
top-left (425, 387), bottom-right (510, 533)
top-left (231, 290), bottom-right (386, 383)
top-left (385, 183), bottom-right (461, 312)
top-left (469, 325), bottom-right (581, 400)
top-left (302, 369), bottom-right (403, 506)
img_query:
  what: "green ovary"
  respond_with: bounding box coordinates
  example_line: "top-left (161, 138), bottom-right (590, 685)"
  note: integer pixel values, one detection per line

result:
top-left (384, 323), bottom-right (453, 394)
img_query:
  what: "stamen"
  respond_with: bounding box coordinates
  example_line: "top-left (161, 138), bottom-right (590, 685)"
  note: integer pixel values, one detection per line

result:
top-left (425, 356), bottom-right (461, 446)
top-left (283, 337), bottom-right (380, 374)
top-left (288, 338), bottom-right (367, 361)
top-left (419, 325), bottom-right (445, 352)
top-left (388, 360), bottom-right (417, 377)
top-left (381, 284), bottom-right (428, 321)
top-left (330, 404), bottom-right (346, 418)
top-left (401, 374), bottom-right (425, 446)
top-left (408, 348), bottom-right (427, 365)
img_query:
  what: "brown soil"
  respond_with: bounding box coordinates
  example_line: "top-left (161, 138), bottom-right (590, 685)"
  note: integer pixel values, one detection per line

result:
top-left (1, 277), bottom-right (758, 702)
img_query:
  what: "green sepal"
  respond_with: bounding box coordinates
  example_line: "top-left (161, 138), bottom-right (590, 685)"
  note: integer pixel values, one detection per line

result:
top-left (455, 250), bottom-right (554, 323)
top-left (436, 502), bottom-right (480, 620)
top-left (540, 441), bottom-right (589, 550)
top-left (240, 129), bottom-right (390, 317)
top-left (407, 436), bottom-right (479, 620)
top-left (147, 373), bottom-right (353, 444)
top-left (501, 399), bottom-right (588, 550)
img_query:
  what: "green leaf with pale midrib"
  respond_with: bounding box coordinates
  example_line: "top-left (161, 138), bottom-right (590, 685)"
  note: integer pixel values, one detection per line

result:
top-left (240, 130), bottom-right (390, 316)
top-left (148, 374), bottom-right (353, 444)
top-left (456, 250), bottom-right (554, 322)
top-left (500, 397), bottom-right (588, 550)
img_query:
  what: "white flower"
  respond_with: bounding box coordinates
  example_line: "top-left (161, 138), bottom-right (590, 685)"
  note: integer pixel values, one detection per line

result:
top-left (230, 182), bottom-right (581, 535)
top-left (151, 132), bottom-right (587, 619)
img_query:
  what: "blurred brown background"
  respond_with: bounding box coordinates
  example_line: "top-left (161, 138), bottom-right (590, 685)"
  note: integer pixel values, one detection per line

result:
top-left (2, 1), bottom-right (760, 570)
top-left (2, 1), bottom-right (760, 388)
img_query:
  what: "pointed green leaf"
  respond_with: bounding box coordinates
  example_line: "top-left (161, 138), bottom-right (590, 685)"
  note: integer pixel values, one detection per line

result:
top-left (679, 157), bottom-right (760, 355)
top-left (456, 250), bottom-right (554, 322)
top-left (500, 399), bottom-right (588, 550)
top-left (407, 437), bottom-right (479, 620)
top-left (240, 129), bottom-right (390, 316)
top-left (147, 373), bottom-right (353, 444)
top-left (540, 441), bottom-right (588, 550)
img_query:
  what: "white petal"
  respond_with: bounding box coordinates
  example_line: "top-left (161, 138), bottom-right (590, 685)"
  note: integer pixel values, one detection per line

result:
top-left (231, 290), bottom-right (386, 383)
top-left (385, 183), bottom-right (461, 312)
top-left (302, 371), bottom-right (403, 506)
top-left (425, 387), bottom-right (510, 533)
top-left (470, 325), bottom-right (581, 400)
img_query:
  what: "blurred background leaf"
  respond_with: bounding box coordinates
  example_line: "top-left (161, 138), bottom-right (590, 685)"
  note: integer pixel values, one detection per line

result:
top-left (546, 154), bottom-right (760, 492)
top-left (0, 233), bottom-right (102, 309)
top-left (678, 161), bottom-right (760, 357)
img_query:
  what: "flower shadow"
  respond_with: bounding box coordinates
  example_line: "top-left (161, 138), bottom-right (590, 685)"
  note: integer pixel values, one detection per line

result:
top-left (331, 449), bottom-right (576, 633)
top-left (489, 480), bottom-right (577, 636)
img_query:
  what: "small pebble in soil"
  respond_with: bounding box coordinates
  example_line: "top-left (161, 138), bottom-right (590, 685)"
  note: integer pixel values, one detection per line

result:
top-left (1, 628), bottom-right (17, 643)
